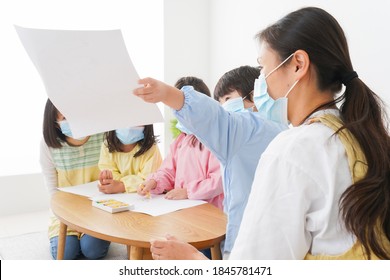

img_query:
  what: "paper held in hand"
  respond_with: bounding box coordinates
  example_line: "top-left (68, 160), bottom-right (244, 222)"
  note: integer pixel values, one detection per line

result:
top-left (14, 25), bottom-right (163, 139)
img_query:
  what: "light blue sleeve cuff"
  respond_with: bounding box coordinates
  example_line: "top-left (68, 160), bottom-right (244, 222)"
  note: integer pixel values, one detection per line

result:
top-left (172, 85), bottom-right (195, 117)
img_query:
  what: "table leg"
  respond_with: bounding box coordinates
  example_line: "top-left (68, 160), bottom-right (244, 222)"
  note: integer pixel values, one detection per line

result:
top-left (127, 245), bottom-right (131, 260)
top-left (129, 246), bottom-right (143, 260)
top-left (210, 243), bottom-right (222, 260)
top-left (142, 248), bottom-right (152, 260)
top-left (57, 222), bottom-right (67, 260)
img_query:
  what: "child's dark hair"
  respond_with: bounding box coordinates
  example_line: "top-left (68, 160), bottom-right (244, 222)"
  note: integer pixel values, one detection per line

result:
top-left (174, 76), bottom-right (211, 150)
top-left (214, 66), bottom-right (261, 102)
top-left (104, 125), bottom-right (158, 157)
top-left (175, 76), bottom-right (211, 97)
top-left (43, 98), bottom-right (66, 148)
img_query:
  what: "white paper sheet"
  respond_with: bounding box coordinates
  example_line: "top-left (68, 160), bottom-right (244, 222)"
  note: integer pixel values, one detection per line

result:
top-left (58, 181), bottom-right (103, 197)
top-left (58, 181), bottom-right (206, 216)
top-left (15, 25), bottom-right (163, 138)
top-left (91, 193), bottom-right (206, 216)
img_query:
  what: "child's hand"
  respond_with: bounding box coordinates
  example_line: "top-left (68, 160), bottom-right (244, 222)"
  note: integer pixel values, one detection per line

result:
top-left (150, 234), bottom-right (207, 260)
top-left (133, 77), bottom-right (185, 111)
top-left (99, 169), bottom-right (113, 185)
top-left (137, 180), bottom-right (157, 196)
top-left (136, 183), bottom-right (145, 195)
top-left (164, 188), bottom-right (188, 200)
top-left (98, 179), bottom-right (125, 194)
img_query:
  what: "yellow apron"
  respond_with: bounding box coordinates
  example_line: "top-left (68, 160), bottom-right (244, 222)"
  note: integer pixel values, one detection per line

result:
top-left (304, 114), bottom-right (389, 259)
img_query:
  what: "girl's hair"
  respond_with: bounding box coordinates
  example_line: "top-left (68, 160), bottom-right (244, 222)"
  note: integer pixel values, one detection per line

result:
top-left (214, 65), bottom-right (261, 102)
top-left (104, 125), bottom-right (158, 157)
top-left (175, 76), bottom-right (211, 150)
top-left (175, 76), bottom-right (211, 97)
top-left (43, 98), bottom-right (67, 148)
top-left (257, 7), bottom-right (390, 259)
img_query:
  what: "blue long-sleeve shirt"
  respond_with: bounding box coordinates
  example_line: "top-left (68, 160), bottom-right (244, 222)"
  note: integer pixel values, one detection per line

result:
top-left (174, 86), bottom-right (287, 254)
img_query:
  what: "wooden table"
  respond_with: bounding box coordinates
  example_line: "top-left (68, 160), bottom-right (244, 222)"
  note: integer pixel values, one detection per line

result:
top-left (51, 191), bottom-right (227, 260)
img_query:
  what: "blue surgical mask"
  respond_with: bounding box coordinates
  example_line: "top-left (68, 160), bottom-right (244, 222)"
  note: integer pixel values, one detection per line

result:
top-left (115, 127), bottom-right (145, 144)
top-left (222, 97), bottom-right (246, 112)
top-left (58, 120), bottom-right (74, 138)
top-left (58, 120), bottom-right (87, 140)
top-left (176, 121), bottom-right (192, 135)
top-left (254, 53), bottom-right (299, 125)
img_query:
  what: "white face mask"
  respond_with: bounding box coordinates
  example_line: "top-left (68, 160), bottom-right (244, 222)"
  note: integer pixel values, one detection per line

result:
top-left (222, 97), bottom-right (246, 112)
top-left (115, 126), bottom-right (145, 144)
top-left (58, 120), bottom-right (87, 141)
top-left (222, 91), bottom-right (254, 113)
top-left (254, 53), bottom-right (299, 125)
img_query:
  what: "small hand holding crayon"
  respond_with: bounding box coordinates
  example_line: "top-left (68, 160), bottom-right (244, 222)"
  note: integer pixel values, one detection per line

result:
top-left (137, 183), bottom-right (151, 199)
top-left (144, 186), bottom-right (151, 199)
top-left (137, 179), bottom-right (157, 198)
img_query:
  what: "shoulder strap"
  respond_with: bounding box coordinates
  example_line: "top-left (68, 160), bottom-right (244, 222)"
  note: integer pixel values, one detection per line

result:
top-left (304, 114), bottom-right (374, 260)
top-left (309, 114), bottom-right (367, 183)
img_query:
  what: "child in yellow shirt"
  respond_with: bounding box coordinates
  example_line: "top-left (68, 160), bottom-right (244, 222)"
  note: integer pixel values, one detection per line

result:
top-left (98, 125), bottom-right (162, 193)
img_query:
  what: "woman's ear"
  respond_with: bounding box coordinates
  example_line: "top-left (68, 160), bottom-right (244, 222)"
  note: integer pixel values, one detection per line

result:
top-left (292, 50), bottom-right (310, 79)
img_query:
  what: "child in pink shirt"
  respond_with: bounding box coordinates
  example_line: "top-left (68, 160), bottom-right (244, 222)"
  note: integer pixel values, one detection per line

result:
top-left (137, 77), bottom-right (224, 210)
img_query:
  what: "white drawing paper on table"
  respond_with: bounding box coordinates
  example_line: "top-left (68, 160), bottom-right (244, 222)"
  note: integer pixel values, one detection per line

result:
top-left (15, 25), bottom-right (163, 138)
top-left (58, 181), bottom-right (102, 198)
top-left (57, 180), bottom-right (206, 216)
top-left (132, 195), bottom-right (206, 216)
top-left (91, 193), bottom-right (206, 216)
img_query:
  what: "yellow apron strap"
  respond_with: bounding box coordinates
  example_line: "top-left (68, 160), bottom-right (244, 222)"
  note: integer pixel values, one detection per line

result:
top-left (308, 114), bottom-right (367, 183)
top-left (304, 114), bottom-right (371, 260)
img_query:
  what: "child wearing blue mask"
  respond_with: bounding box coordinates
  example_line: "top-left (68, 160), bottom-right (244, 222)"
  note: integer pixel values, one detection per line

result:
top-left (98, 125), bottom-right (162, 194)
top-left (134, 67), bottom-right (288, 260)
top-left (138, 76), bottom-right (223, 209)
top-left (40, 98), bottom-right (110, 260)
top-left (214, 65), bottom-right (260, 113)
top-left (138, 77), bottom-right (223, 259)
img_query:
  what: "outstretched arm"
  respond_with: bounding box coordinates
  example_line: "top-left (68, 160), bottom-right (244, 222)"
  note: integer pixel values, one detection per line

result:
top-left (150, 235), bottom-right (208, 260)
top-left (133, 77), bottom-right (184, 110)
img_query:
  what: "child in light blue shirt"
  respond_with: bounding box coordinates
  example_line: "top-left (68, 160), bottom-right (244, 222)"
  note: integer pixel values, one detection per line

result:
top-left (134, 67), bottom-right (287, 258)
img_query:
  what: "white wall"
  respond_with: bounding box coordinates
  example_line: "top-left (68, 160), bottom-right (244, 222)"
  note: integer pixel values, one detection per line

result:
top-left (0, 174), bottom-right (49, 216)
top-left (209, 0), bottom-right (390, 114)
top-left (163, 0), bottom-right (211, 152)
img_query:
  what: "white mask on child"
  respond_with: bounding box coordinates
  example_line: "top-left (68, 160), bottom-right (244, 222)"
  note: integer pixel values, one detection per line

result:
top-left (222, 97), bottom-right (246, 112)
top-left (115, 127), bottom-right (145, 144)
top-left (58, 120), bottom-right (87, 140)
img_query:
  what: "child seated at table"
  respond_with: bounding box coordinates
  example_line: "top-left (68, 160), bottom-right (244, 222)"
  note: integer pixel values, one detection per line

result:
top-left (137, 77), bottom-right (224, 210)
top-left (40, 98), bottom-right (110, 260)
top-left (98, 125), bottom-right (162, 193)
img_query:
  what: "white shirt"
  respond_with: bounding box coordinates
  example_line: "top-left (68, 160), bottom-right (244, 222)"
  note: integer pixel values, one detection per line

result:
top-left (230, 109), bottom-right (355, 259)
top-left (39, 139), bottom-right (58, 197)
